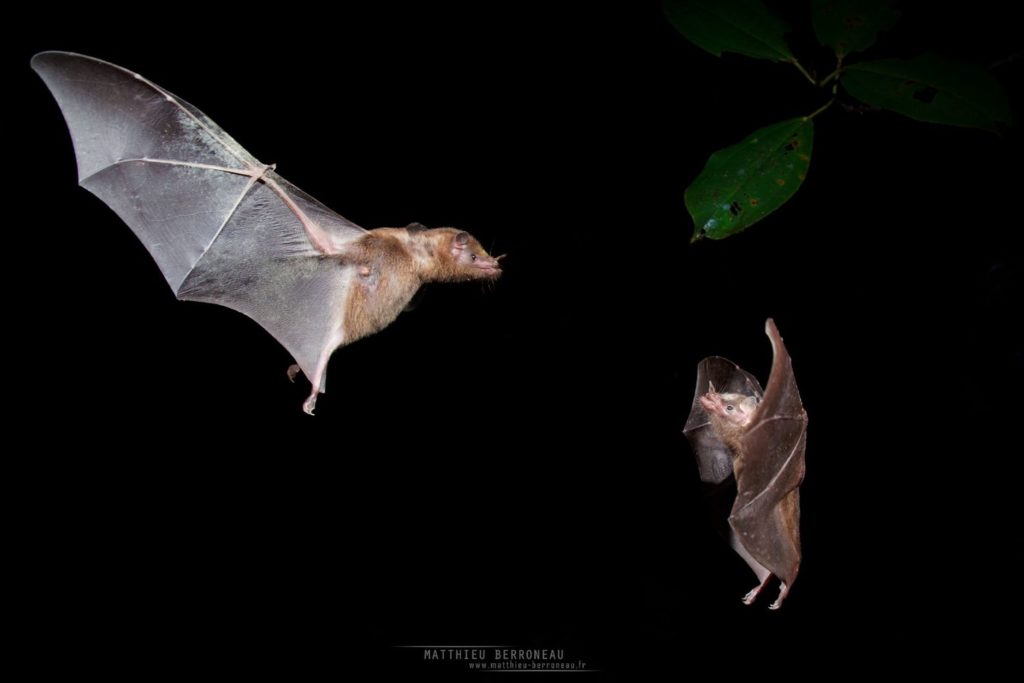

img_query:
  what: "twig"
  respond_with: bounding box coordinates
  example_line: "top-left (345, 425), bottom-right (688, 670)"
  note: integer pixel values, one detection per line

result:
top-left (790, 59), bottom-right (818, 86)
top-left (804, 98), bottom-right (835, 121)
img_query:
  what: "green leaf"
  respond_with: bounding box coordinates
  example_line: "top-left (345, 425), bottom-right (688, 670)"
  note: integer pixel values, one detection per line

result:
top-left (842, 54), bottom-right (1012, 131)
top-left (686, 118), bottom-right (813, 241)
top-left (662, 0), bottom-right (793, 62)
top-left (812, 0), bottom-right (899, 58)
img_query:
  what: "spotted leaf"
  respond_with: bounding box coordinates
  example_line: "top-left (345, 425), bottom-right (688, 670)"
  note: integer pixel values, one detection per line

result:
top-left (686, 118), bottom-right (813, 241)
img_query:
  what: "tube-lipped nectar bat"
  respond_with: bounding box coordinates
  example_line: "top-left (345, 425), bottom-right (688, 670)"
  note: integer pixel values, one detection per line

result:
top-left (683, 319), bottom-right (806, 609)
top-left (32, 52), bottom-right (502, 414)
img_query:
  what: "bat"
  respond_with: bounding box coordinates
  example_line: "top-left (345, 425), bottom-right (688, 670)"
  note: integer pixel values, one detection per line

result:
top-left (32, 51), bottom-right (502, 415)
top-left (683, 318), bottom-right (807, 609)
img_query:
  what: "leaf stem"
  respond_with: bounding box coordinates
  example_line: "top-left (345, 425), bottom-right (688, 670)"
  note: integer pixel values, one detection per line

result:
top-left (819, 55), bottom-right (845, 91)
top-left (790, 58), bottom-right (817, 86)
top-left (819, 69), bottom-right (841, 86)
top-left (804, 98), bottom-right (835, 121)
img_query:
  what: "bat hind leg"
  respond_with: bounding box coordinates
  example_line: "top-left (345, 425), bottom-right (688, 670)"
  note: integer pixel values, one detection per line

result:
top-left (729, 526), bottom-right (773, 606)
top-left (303, 389), bottom-right (319, 416)
top-left (769, 582), bottom-right (790, 611)
top-left (742, 573), bottom-right (774, 606)
top-left (284, 363), bottom-right (318, 413)
top-left (301, 330), bottom-right (345, 416)
top-left (303, 357), bottom-right (328, 415)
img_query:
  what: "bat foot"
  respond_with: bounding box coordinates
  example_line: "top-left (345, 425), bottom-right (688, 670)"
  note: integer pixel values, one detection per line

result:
top-left (768, 582), bottom-right (790, 610)
top-left (742, 573), bottom-right (774, 605)
top-left (287, 364), bottom-right (302, 383)
top-left (303, 393), bottom-right (318, 415)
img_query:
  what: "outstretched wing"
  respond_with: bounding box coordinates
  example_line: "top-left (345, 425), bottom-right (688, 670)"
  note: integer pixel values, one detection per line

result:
top-left (683, 356), bottom-right (763, 484)
top-left (731, 318), bottom-right (807, 585)
top-left (32, 51), bottom-right (366, 379)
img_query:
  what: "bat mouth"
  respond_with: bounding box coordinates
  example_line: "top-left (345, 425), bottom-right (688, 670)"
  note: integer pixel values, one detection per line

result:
top-left (473, 260), bottom-right (503, 278)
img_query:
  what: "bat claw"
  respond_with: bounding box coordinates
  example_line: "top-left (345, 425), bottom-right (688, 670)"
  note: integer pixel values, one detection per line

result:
top-left (287, 364), bottom-right (302, 383)
top-left (742, 574), bottom-right (773, 606)
top-left (302, 394), bottom-right (318, 415)
top-left (769, 582), bottom-right (790, 610)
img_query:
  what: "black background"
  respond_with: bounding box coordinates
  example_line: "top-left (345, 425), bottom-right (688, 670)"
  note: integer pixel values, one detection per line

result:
top-left (8, 1), bottom-right (1021, 676)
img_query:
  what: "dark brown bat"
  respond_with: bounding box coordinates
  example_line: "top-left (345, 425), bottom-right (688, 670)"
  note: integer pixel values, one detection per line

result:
top-left (32, 52), bottom-right (501, 414)
top-left (683, 319), bottom-right (806, 609)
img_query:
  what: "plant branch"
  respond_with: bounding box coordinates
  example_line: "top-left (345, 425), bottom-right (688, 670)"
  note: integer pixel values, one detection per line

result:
top-left (989, 52), bottom-right (1022, 70)
top-left (804, 98), bottom-right (835, 121)
top-left (819, 55), bottom-right (844, 89)
top-left (819, 69), bottom-right (841, 87)
top-left (789, 58), bottom-right (817, 86)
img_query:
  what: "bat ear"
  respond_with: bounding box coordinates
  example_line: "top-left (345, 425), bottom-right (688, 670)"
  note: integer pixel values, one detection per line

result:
top-left (406, 222), bottom-right (428, 232)
top-left (454, 231), bottom-right (470, 247)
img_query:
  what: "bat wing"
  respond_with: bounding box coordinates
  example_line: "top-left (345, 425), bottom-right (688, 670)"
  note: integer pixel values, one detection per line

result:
top-left (32, 51), bottom-right (366, 381)
top-left (683, 356), bottom-right (763, 484)
top-left (731, 318), bottom-right (807, 586)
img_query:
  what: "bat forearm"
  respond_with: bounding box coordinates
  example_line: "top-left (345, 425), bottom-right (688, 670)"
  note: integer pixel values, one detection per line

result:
top-left (263, 175), bottom-right (339, 255)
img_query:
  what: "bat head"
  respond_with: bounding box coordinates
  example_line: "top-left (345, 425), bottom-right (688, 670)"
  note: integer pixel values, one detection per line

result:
top-left (445, 230), bottom-right (503, 281)
top-left (699, 385), bottom-right (758, 428)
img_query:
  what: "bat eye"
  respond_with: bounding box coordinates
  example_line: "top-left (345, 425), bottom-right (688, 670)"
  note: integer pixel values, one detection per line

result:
top-left (726, 405), bottom-right (734, 412)
top-left (471, 254), bottom-right (477, 262)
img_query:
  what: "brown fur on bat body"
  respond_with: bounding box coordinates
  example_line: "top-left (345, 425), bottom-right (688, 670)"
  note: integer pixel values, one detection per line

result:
top-left (340, 226), bottom-right (500, 345)
top-left (32, 52), bottom-right (501, 414)
top-left (683, 319), bottom-right (807, 610)
top-left (291, 225), bottom-right (501, 413)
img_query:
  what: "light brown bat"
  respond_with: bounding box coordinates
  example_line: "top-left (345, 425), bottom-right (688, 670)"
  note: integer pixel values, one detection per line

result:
top-left (683, 318), bottom-right (807, 609)
top-left (33, 52), bottom-right (501, 414)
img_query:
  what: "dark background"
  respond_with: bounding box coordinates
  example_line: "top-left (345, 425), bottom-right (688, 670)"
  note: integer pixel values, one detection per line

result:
top-left (8, 1), bottom-right (1021, 676)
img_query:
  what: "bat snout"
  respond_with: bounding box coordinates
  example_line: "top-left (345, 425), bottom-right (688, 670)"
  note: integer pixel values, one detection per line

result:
top-left (473, 258), bottom-right (502, 278)
top-left (699, 393), bottom-right (722, 413)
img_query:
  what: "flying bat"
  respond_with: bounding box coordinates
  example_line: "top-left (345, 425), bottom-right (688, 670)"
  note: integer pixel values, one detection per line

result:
top-left (32, 51), bottom-right (502, 414)
top-left (683, 318), bottom-right (807, 609)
